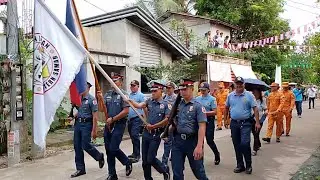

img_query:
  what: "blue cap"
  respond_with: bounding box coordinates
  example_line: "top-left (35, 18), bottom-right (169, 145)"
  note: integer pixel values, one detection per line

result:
top-left (199, 82), bottom-right (210, 90)
top-left (235, 76), bottom-right (244, 84)
top-left (178, 79), bottom-right (195, 90)
top-left (111, 72), bottom-right (123, 81)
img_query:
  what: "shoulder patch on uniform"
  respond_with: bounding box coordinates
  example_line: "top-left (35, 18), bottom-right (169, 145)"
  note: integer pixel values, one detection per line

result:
top-left (202, 107), bottom-right (206, 113)
top-left (93, 100), bottom-right (97, 105)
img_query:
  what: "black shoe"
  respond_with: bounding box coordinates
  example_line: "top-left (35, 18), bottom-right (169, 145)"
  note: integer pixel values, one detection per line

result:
top-left (262, 137), bottom-right (271, 143)
top-left (128, 154), bottom-right (134, 158)
top-left (233, 167), bottom-right (245, 173)
top-left (286, 134), bottom-right (290, 137)
top-left (126, 162), bottom-right (133, 176)
top-left (245, 167), bottom-right (252, 174)
top-left (99, 153), bottom-right (105, 169)
top-left (276, 138), bottom-right (280, 143)
top-left (214, 152), bottom-right (220, 165)
top-left (106, 174), bottom-right (118, 180)
top-left (216, 127), bottom-right (222, 131)
top-left (281, 131), bottom-right (284, 136)
top-left (71, 170), bottom-right (86, 178)
top-left (163, 171), bottom-right (170, 180)
top-left (128, 155), bottom-right (140, 163)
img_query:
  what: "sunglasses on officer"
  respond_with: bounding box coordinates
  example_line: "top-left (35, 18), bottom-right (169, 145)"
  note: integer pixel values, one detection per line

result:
top-left (130, 84), bottom-right (137, 87)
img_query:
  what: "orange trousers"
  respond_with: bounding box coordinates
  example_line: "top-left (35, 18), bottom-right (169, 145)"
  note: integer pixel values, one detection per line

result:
top-left (217, 106), bottom-right (230, 128)
top-left (266, 113), bottom-right (283, 138)
top-left (281, 111), bottom-right (292, 135)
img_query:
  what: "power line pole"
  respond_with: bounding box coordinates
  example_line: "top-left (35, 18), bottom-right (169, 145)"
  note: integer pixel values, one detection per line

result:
top-left (6, 0), bottom-right (20, 166)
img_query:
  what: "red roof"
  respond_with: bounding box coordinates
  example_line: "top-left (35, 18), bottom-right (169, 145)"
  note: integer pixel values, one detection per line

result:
top-left (0, 0), bottom-right (7, 5)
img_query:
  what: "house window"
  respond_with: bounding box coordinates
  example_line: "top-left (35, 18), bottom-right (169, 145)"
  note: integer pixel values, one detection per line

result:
top-left (141, 74), bottom-right (150, 93)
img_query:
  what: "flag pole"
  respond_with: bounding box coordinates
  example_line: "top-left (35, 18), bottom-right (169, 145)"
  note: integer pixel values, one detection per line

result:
top-left (37, 0), bottom-right (147, 124)
top-left (70, 0), bottom-right (109, 120)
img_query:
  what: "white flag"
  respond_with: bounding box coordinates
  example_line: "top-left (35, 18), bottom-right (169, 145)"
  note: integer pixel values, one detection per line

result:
top-left (275, 65), bottom-right (282, 87)
top-left (33, 0), bottom-right (87, 148)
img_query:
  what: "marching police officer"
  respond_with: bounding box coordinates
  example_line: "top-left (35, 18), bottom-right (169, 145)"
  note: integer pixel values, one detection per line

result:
top-left (224, 77), bottom-right (260, 174)
top-left (71, 82), bottom-right (105, 178)
top-left (196, 82), bottom-right (221, 165)
top-left (103, 73), bottom-right (132, 180)
top-left (128, 81), bottom-right (170, 180)
top-left (128, 80), bottom-right (145, 163)
top-left (171, 79), bottom-right (208, 180)
top-left (162, 81), bottom-right (177, 170)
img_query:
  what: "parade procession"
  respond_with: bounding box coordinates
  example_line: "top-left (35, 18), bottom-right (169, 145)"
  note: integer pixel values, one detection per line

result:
top-left (1, 0), bottom-right (320, 180)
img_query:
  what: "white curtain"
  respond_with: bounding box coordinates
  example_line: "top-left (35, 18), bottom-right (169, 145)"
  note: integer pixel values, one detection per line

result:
top-left (208, 61), bottom-right (233, 82)
top-left (230, 64), bottom-right (257, 79)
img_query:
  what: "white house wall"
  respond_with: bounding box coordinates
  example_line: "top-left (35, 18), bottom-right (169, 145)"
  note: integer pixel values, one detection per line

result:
top-left (0, 34), bottom-right (6, 55)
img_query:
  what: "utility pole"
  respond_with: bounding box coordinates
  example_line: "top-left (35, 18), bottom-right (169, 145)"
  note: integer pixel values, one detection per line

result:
top-left (6, 0), bottom-right (20, 166)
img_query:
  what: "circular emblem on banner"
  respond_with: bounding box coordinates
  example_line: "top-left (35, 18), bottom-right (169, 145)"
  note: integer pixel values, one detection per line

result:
top-left (33, 33), bottom-right (62, 94)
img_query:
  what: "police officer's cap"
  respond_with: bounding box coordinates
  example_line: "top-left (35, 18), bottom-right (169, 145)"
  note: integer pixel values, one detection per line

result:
top-left (111, 72), bottom-right (123, 82)
top-left (179, 79), bottom-right (195, 90)
top-left (149, 81), bottom-right (167, 91)
top-left (87, 82), bottom-right (92, 88)
top-left (234, 76), bottom-right (244, 84)
top-left (199, 82), bottom-right (210, 90)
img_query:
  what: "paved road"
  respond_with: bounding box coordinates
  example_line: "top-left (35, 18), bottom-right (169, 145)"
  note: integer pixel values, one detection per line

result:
top-left (1, 101), bottom-right (320, 180)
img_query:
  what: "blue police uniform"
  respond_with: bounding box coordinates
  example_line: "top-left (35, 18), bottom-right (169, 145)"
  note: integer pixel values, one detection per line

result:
top-left (141, 81), bottom-right (170, 179)
top-left (162, 93), bottom-right (177, 168)
top-left (74, 94), bottom-right (103, 172)
top-left (103, 89), bottom-right (131, 177)
top-left (172, 98), bottom-right (208, 180)
top-left (196, 94), bottom-right (220, 162)
top-left (226, 89), bottom-right (257, 171)
top-left (128, 91), bottom-right (145, 159)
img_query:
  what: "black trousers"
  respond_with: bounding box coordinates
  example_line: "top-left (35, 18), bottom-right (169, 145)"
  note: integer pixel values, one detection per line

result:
top-left (309, 97), bottom-right (315, 109)
top-left (251, 121), bottom-right (263, 152)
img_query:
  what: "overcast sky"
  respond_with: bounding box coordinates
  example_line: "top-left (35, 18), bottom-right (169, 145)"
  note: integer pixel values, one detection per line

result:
top-left (1, 0), bottom-right (320, 43)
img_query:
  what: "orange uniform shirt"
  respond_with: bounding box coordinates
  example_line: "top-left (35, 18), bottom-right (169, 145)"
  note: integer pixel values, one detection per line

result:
top-left (215, 89), bottom-right (229, 108)
top-left (267, 90), bottom-right (285, 113)
top-left (281, 90), bottom-right (295, 111)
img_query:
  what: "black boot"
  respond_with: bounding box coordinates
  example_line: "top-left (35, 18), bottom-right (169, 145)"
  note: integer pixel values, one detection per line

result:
top-left (262, 137), bottom-right (271, 143)
top-left (126, 162), bottom-right (133, 176)
top-left (71, 170), bottom-right (86, 178)
top-left (233, 167), bottom-right (245, 173)
top-left (106, 174), bottom-right (118, 180)
top-left (99, 153), bottom-right (105, 169)
top-left (245, 166), bottom-right (252, 174)
top-left (214, 152), bottom-right (220, 165)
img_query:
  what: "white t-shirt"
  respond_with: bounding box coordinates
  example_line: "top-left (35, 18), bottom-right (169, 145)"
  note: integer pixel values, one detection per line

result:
top-left (307, 88), bottom-right (317, 98)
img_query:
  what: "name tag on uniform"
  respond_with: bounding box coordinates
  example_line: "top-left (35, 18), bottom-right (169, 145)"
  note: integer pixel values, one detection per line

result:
top-left (117, 95), bottom-right (121, 99)
top-left (168, 104), bottom-right (172, 110)
top-left (85, 100), bottom-right (89, 104)
top-left (189, 106), bottom-right (193, 111)
top-left (160, 104), bottom-right (164, 109)
top-left (106, 96), bottom-right (112, 100)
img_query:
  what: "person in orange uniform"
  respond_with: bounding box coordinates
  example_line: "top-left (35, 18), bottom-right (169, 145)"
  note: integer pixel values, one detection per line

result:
top-left (280, 82), bottom-right (295, 136)
top-left (262, 83), bottom-right (285, 143)
top-left (215, 82), bottom-right (230, 130)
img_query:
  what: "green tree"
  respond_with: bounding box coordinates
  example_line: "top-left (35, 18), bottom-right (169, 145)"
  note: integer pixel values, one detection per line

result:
top-left (129, 0), bottom-right (195, 18)
top-left (195, 0), bottom-right (290, 41)
top-left (306, 32), bottom-right (320, 84)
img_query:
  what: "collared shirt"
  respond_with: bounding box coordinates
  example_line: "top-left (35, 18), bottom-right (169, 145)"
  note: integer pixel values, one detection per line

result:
top-left (145, 98), bottom-right (170, 125)
top-left (255, 98), bottom-right (267, 119)
top-left (104, 90), bottom-right (130, 121)
top-left (293, 88), bottom-right (303, 101)
top-left (196, 94), bottom-right (217, 112)
top-left (307, 88), bottom-right (317, 98)
top-left (77, 94), bottom-right (98, 118)
top-left (215, 89), bottom-right (229, 107)
top-left (281, 90), bottom-right (295, 111)
top-left (164, 93), bottom-right (177, 110)
top-left (226, 91), bottom-right (257, 120)
top-left (128, 91), bottom-right (145, 119)
top-left (176, 98), bottom-right (207, 134)
top-left (267, 90), bottom-right (285, 113)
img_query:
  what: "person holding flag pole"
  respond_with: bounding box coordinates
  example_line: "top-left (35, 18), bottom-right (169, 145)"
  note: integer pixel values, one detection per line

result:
top-left (33, 0), bottom-right (147, 179)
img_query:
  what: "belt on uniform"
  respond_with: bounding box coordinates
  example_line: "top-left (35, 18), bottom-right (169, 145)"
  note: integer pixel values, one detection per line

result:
top-left (144, 128), bottom-right (164, 134)
top-left (77, 118), bottom-right (93, 123)
top-left (232, 117), bottom-right (253, 123)
top-left (177, 133), bottom-right (196, 140)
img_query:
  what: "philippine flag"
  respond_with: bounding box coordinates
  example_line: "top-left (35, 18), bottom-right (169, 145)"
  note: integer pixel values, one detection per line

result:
top-left (65, 0), bottom-right (87, 106)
